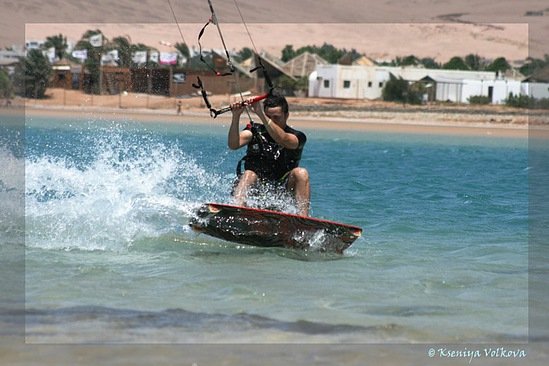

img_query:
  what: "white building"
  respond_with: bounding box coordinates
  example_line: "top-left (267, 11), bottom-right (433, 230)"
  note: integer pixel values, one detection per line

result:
top-left (25, 40), bottom-right (45, 50)
top-left (421, 75), bottom-right (523, 104)
top-left (308, 65), bottom-right (523, 104)
top-left (523, 82), bottom-right (549, 99)
top-left (491, 78), bottom-right (523, 104)
top-left (0, 49), bottom-right (25, 67)
top-left (309, 65), bottom-right (389, 99)
top-left (522, 67), bottom-right (549, 99)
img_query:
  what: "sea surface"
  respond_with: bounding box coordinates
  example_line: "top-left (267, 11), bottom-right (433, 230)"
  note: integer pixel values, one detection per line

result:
top-left (0, 113), bottom-right (531, 344)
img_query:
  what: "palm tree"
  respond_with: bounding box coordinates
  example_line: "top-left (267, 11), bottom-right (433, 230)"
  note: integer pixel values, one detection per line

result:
top-left (281, 45), bottom-right (296, 62)
top-left (443, 56), bottom-right (469, 70)
top-left (82, 29), bottom-right (104, 42)
top-left (73, 30), bottom-right (105, 94)
top-left (44, 34), bottom-right (68, 61)
top-left (0, 68), bottom-right (14, 98)
top-left (420, 57), bottom-right (440, 69)
top-left (235, 47), bottom-right (253, 63)
top-left (111, 36), bottom-right (132, 67)
top-left (486, 57), bottom-right (511, 73)
top-left (465, 54), bottom-right (483, 71)
top-left (399, 55), bottom-right (420, 66)
top-left (15, 49), bottom-right (52, 98)
top-left (130, 43), bottom-right (152, 67)
top-left (174, 42), bottom-right (189, 65)
top-left (519, 54), bottom-right (549, 76)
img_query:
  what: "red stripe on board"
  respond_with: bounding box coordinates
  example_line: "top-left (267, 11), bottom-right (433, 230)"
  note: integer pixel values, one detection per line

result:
top-left (206, 203), bottom-right (363, 233)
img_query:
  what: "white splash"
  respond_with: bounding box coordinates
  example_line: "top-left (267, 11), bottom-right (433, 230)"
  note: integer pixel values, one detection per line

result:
top-left (25, 133), bottom-right (230, 252)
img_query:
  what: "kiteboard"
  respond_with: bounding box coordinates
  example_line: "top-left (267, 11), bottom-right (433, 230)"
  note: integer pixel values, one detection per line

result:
top-left (189, 203), bottom-right (362, 254)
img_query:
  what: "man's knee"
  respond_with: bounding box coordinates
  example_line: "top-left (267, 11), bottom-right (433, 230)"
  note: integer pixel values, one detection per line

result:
top-left (240, 170), bottom-right (258, 184)
top-left (290, 167), bottom-right (309, 183)
top-left (236, 170), bottom-right (258, 188)
top-left (242, 170), bottom-right (258, 179)
top-left (233, 170), bottom-right (258, 204)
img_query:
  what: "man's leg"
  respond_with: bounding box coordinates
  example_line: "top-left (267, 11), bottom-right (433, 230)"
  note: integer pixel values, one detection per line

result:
top-left (287, 167), bottom-right (310, 216)
top-left (232, 170), bottom-right (258, 206)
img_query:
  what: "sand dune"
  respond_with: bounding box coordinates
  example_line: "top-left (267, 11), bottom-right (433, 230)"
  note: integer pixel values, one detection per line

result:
top-left (23, 22), bottom-right (529, 64)
top-left (1, 0), bottom-right (546, 62)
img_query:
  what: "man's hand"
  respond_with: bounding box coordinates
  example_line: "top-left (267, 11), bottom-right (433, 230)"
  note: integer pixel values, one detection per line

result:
top-left (229, 101), bottom-right (251, 150)
top-left (251, 101), bottom-right (268, 124)
top-left (230, 102), bottom-right (245, 118)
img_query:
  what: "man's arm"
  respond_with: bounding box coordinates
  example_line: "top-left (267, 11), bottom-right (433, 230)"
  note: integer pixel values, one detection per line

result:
top-left (251, 103), bottom-right (299, 150)
top-left (228, 102), bottom-right (252, 150)
top-left (264, 120), bottom-right (299, 150)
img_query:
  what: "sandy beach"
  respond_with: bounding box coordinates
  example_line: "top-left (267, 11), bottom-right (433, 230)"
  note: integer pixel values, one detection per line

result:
top-left (10, 88), bottom-right (549, 139)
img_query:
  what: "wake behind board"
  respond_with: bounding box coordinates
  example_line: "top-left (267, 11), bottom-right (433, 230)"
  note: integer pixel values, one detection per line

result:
top-left (189, 203), bottom-right (362, 254)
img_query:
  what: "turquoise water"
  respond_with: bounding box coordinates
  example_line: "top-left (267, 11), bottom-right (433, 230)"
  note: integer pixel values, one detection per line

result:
top-left (1, 114), bottom-right (530, 343)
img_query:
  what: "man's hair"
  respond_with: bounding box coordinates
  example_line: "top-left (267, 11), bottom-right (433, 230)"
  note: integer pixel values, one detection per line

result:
top-left (263, 91), bottom-right (289, 115)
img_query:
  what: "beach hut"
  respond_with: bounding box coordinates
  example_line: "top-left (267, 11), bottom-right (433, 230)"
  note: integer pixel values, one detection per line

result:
top-left (253, 52), bottom-right (296, 93)
top-left (101, 66), bottom-right (131, 95)
top-left (352, 55), bottom-right (376, 67)
top-left (283, 52), bottom-right (328, 79)
top-left (50, 60), bottom-right (83, 90)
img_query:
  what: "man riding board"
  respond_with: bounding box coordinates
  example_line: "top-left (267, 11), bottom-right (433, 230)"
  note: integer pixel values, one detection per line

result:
top-left (228, 92), bottom-right (310, 217)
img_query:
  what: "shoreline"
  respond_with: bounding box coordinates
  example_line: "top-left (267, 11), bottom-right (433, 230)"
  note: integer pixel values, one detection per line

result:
top-left (3, 85), bottom-right (548, 139)
top-left (15, 104), bottom-right (538, 139)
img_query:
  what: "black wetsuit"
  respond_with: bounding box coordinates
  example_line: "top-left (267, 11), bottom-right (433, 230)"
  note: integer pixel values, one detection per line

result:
top-left (238, 122), bottom-right (306, 182)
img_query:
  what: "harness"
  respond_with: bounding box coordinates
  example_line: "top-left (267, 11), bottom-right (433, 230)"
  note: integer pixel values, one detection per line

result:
top-left (235, 122), bottom-right (304, 184)
top-left (236, 123), bottom-right (274, 177)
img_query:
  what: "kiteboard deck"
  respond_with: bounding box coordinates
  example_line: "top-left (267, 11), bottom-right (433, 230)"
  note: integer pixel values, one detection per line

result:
top-left (189, 203), bottom-right (362, 253)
